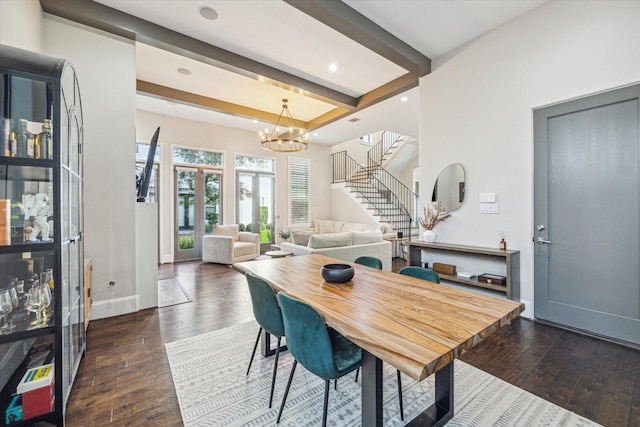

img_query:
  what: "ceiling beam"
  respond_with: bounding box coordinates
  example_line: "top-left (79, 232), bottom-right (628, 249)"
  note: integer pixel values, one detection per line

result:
top-left (138, 73), bottom-right (417, 134)
top-left (307, 73), bottom-right (418, 130)
top-left (39, 0), bottom-right (358, 109)
top-left (136, 81), bottom-right (311, 128)
top-left (284, 0), bottom-right (431, 77)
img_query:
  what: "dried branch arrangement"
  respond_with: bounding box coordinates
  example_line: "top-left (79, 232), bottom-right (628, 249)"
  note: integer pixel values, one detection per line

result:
top-left (419, 202), bottom-right (451, 230)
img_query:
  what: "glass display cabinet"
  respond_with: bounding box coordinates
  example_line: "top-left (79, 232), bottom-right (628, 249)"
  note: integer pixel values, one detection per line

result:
top-left (0, 44), bottom-right (84, 426)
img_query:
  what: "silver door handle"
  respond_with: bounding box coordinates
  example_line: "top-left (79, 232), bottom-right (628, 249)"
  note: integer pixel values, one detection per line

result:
top-left (536, 237), bottom-right (551, 244)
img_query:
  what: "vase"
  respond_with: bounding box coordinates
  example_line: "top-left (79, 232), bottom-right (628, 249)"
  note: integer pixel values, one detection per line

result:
top-left (423, 230), bottom-right (436, 242)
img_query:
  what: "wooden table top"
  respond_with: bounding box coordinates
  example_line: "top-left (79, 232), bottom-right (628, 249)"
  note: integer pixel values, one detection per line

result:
top-left (233, 254), bottom-right (524, 382)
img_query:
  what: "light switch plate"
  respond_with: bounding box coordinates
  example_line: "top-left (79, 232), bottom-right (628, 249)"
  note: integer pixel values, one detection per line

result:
top-left (479, 192), bottom-right (496, 203)
top-left (480, 203), bottom-right (499, 214)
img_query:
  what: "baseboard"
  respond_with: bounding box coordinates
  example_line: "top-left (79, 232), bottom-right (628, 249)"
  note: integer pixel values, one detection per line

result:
top-left (161, 254), bottom-right (173, 264)
top-left (91, 295), bottom-right (139, 320)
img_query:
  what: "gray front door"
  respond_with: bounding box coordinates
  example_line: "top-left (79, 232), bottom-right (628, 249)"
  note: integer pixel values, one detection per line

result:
top-left (533, 84), bottom-right (640, 345)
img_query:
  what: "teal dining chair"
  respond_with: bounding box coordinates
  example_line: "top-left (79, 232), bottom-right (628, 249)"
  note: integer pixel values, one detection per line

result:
top-left (398, 266), bottom-right (441, 283)
top-left (276, 292), bottom-right (361, 427)
top-left (245, 271), bottom-right (286, 408)
top-left (354, 255), bottom-right (404, 420)
top-left (354, 255), bottom-right (383, 270)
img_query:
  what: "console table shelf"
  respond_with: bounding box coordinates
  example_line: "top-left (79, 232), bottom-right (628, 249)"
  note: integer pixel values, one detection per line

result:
top-left (408, 242), bottom-right (520, 300)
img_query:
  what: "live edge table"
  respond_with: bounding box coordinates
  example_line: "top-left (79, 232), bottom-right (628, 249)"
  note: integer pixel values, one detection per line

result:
top-left (233, 254), bottom-right (524, 426)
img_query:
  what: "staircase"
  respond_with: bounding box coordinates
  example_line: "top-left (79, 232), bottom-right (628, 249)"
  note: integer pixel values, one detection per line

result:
top-left (331, 131), bottom-right (418, 239)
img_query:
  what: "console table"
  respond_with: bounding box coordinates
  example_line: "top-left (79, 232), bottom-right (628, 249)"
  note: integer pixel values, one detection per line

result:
top-left (408, 241), bottom-right (520, 300)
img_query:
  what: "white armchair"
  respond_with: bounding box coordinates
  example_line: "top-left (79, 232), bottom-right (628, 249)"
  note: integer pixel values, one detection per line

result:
top-left (202, 224), bottom-right (260, 265)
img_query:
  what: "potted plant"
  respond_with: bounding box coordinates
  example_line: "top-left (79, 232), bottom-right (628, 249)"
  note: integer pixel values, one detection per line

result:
top-left (419, 202), bottom-right (451, 242)
top-left (278, 229), bottom-right (291, 242)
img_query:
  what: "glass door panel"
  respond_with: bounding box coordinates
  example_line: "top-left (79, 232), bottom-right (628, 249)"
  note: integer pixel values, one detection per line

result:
top-left (237, 172), bottom-right (274, 252)
top-left (259, 175), bottom-right (274, 250)
top-left (175, 168), bottom-right (197, 260)
top-left (237, 173), bottom-right (253, 233)
top-left (174, 167), bottom-right (219, 260)
top-left (204, 171), bottom-right (221, 235)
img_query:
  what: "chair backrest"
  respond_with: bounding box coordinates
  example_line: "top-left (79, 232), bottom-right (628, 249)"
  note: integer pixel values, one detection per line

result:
top-left (354, 256), bottom-right (383, 270)
top-left (245, 272), bottom-right (285, 337)
top-left (277, 292), bottom-right (343, 380)
top-left (398, 266), bottom-right (440, 283)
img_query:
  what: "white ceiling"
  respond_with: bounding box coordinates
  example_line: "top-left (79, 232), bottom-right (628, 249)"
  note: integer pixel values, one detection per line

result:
top-left (92, 0), bottom-right (547, 145)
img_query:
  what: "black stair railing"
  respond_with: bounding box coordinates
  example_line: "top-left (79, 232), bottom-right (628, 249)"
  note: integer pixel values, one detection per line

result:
top-left (368, 130), bottom-right (401, 166)
top-left (331, 150), bottom-right (414, 239)
top-left (367, 131), bottom-right (418, 230)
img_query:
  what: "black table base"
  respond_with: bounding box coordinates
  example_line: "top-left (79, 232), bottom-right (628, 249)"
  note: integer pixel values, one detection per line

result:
top-left (362, 350), bottom-right (454, 427)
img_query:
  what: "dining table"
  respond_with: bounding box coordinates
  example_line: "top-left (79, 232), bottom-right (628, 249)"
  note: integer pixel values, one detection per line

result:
top-left (233, 254), bottom-right (525, 426)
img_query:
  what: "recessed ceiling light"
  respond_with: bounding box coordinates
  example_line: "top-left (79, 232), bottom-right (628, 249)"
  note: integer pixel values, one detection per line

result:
top-left (199, 6), bottom-right (218, 21)
top-left (401, 96), bottom-right (408, 102)
top-left (329, 63), bottom-right (338, 72)
top-left (253, 120), bottom-right (258, 124)
top-left (177, 68), bottom-right (192, 76)
top-left (313, 132), bottom-right (319, 136)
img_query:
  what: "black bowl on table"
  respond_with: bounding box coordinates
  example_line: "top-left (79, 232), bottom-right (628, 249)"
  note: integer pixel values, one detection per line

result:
top-left (320, 263), bottom-right (354, 283)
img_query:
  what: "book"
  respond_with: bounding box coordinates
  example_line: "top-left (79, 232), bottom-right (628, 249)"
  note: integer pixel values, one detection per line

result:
top-left (456, 271), bottom-right (476, 278)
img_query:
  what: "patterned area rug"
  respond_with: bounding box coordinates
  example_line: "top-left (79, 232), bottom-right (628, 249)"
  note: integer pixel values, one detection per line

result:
top-left (158, 277), bottom-right (192, 308)
top-left (165, 321), bottom-right (600, 427)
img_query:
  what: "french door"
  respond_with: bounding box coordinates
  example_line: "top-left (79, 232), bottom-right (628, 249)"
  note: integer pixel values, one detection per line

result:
top-left (174, 167), bottom-right (222, 261)
top-left (237, 171), bottom-right (274, 252)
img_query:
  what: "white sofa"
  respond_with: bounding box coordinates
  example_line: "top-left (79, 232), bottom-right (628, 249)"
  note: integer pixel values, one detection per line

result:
top-left (280, 220), bottom-right (393, 270)
top-left (202, 224), bottom-right (260, 265)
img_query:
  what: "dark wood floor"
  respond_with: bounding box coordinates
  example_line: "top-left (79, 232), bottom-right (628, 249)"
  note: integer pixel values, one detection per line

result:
top-left (65, 259), bottom-right (640, 426)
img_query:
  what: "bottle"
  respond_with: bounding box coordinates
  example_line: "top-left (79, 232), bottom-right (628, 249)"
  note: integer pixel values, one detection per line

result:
top-left (38, 119), bottom-right (52, 160)
top-left (17, 119), bottom-right (35, 158)
top-left (1, 118), bottom-right (9, 157)
top-left (9, 128), bottom-right (17, 157)
top-left (34, 128), bottom-right (42, 159)
top-left (500, 238), bottom-right (507, 250)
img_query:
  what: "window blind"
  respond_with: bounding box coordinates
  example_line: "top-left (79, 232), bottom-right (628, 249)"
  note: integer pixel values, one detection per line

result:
top-left (289, 157), bottom-right (311, 226)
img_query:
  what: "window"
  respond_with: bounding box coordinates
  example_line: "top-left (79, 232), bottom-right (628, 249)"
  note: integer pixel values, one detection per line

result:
top-left (173, 147), bottom-right (223, 167)
top-left (289, 157), bottom-right (311, 226)
top-left (136, 142), bottom-right (161, 203)
top-left (235, 154), bottom-right (275, 172)
top-left (136, 142), bottom-right (161, 162)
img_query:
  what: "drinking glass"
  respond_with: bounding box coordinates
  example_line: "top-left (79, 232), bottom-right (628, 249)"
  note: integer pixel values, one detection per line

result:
top-left (0, 289), bottom-right (14, 333)
top-left (41, 283), bottom-right (52, 323)
top-left (7, 285), bottom-right (19, 309)
top-left (26, 284), bottom-right (45, 328)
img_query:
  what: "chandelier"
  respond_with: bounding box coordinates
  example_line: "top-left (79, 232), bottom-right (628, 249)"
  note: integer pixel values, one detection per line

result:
top-left (260, 99), bottom-right (309, 152)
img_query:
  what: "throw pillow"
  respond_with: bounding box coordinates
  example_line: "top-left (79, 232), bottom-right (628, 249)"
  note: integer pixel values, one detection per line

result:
top-left (308, 232), bottom-right (353, 249)
top-left (318, 220), bottom-right (338, 234)
top-left (352, 230), bottom-right (383, 245)
top-left (379, 223), bottom-right (394, 234)
top-left (291, 230), bottom-right (317, 246)
top-left (214, 224), bottom-right (239, 241)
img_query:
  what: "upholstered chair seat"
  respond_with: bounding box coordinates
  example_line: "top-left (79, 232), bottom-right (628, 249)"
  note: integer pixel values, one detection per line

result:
top-left (202, 224), bottom-right (260, 264)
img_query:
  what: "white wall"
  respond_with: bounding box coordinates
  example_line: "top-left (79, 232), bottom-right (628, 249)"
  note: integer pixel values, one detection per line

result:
top-left (136, 110), bottom-right (332, 262)
top-left (330, 184), bottom-right (380, 225)
top-left (42, 19), bottom-right (138, 319)
top-left (0, 0), bottom-right (43, 51)
top-left (419, 0), bottom-right (640, 317)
